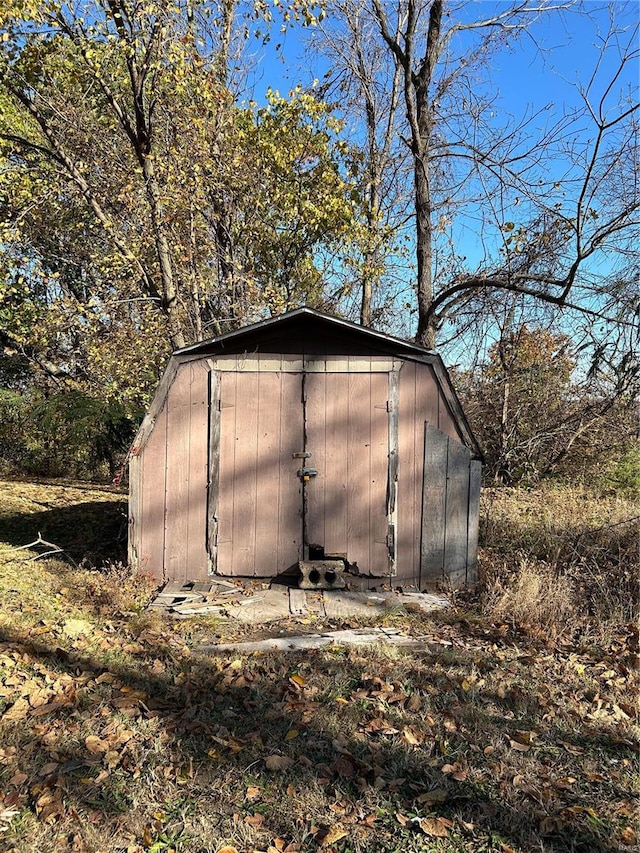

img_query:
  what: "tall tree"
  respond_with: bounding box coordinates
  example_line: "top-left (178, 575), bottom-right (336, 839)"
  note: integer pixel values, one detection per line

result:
top-left (0, 0), bottom-right (355, 403)
top-left (313, 0), bottom-right (639, 353)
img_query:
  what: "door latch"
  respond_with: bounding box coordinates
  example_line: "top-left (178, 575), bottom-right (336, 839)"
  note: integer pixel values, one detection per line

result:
top-left (297, 467), bottom-right (317, 481)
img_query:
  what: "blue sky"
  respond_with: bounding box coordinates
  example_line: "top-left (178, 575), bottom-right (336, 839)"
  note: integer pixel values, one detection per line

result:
top-left (243, 2), bottom-right (638, 350)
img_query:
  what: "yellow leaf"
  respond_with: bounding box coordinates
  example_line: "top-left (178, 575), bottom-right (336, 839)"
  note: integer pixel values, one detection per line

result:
top-left (402, 727), bottom-right (422, 745)
top-left (461, 678), bottom-right (472, 691)
top-left (418, 817), bottom-right (450, 838)
top-left (289, 674), bottom-right (306, 688)
top-left (319, 823), bottom-right (348, 845)
top-left (2, 698), bottom-right (29, 722)
top-left (85, 735), bottom-right (108, 755)
top-left (284, 729), bottom-right (299, 741)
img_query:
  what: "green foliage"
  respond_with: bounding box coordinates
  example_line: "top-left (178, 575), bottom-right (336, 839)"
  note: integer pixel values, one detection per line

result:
top-left (0, 388), bottom-right (136, 479)
top-left (602, 445), bottom-right (640, 498)
top-left (0, 0), bottom-right (360, 418)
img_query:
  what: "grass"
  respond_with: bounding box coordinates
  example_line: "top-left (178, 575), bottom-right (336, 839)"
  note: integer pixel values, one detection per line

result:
top-left (0, 478), bottom-right (637, 853)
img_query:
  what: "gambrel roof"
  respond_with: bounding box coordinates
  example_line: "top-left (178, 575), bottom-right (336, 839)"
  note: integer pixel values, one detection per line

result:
top-left (135, 308), bottom-right (481, 458)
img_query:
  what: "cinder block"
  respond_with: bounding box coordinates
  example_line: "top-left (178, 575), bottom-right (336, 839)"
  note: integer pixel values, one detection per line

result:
top-left (298, 560), bottom-right (346, 590)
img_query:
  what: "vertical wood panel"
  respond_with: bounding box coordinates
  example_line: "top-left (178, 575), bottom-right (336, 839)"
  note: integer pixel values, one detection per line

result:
top-left (186, 362), bottom-right (209, 580)
top-left (438, 392), bottom-right (463, 442)
top-left (231, 371), bottom-right (259, 574)
top-left (138, 402), bottom-right (167, 580)
top-left (421, 423), bottom-right (448, 584)
top-left (346, 372), bottom-right (371, 572)
top-left (128, 452), bottom-right (140, 569)
top-left (207, 371), bottom-right (221, 572)
top-left (323, 372), bottom-right (349, 556)
top-left (466, 460), bottom-right (482, 584)
top-left (444, 438), bottom-right (472, 586)
top-left (255, 372), bottom-right (284, 576)
top-left (164, 365), bottom-right (191, 581)
top-left (217, 371), bottom-right (237, 573)
top-left (417, 363), bottom-right (439, 428)
top-left (278, 373), bottom-right (303, 570)
top-left (306, 371), bottom-right (327, 550)
top-left (386, 370), bottom-right (400, 576)
top-left (369, 372), bottom-right (391, 576)
top-left (217, 370), bottom-right (302, 577)
top-left (413, 366), bottom-right (432, 580)
top-left (397, 361), bottom-right (417, 581)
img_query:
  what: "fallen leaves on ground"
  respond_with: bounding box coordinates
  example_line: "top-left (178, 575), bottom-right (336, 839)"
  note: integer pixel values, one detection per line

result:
top-left (0, 479), bottom-right (638, 853)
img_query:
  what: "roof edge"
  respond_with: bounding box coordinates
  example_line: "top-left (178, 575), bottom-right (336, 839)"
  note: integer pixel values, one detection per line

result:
top-left (174, 307), bottom-right (438, 359)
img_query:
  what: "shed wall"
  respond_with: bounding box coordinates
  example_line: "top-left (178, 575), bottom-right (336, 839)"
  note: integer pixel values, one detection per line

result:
top-left (131, 361), bottom-right (209, 581)
top-left (131, 348), bottom-right (479, 587)
top-left (396, 360), bottom-right (466, 583)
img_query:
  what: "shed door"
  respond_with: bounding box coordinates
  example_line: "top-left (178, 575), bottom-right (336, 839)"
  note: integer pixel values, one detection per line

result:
top-left (305, 371), bottom-right (390, 576)
top-left (214, 370), bottom-right (303, 576)
top-left (212, 369), bottom-right (391, 577)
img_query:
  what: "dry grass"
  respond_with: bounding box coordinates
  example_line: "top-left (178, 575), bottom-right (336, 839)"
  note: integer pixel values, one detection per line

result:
top-left (0, 478), bottom-right (638, 853)
top-left (479, 483), bottom-right (639, 640)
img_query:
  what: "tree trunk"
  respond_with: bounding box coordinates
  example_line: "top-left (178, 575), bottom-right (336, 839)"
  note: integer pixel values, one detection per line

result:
top-left (414, 149), bottom-right (435, 348)
top-left (141, 155), bottom-right (186, 349)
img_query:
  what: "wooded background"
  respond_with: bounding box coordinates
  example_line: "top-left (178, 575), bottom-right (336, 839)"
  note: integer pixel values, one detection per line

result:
top-left (0, 0), bottom-right (637, 490)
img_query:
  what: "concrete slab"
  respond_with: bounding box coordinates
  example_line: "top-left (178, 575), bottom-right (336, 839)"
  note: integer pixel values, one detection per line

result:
top-left (288, 588), bottom-right (308, 616)
top-left (397, 592), bottom-right (450, 611)
top-left (322, 590), bottom-right (397, 619)
top-left (223, 588), bottom-right (291, 623)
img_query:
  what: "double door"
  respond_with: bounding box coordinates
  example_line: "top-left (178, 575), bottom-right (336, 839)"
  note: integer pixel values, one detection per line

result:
top-left (210, 368), bottom-right (392, 577)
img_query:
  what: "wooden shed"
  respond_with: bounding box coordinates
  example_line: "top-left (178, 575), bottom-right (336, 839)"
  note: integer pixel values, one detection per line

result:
top-left (128, 308), bottom-right (481, 588)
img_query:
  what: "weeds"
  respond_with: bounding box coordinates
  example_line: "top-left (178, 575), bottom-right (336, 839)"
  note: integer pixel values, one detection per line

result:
top-left (479, 484), bottom-right (639, 641)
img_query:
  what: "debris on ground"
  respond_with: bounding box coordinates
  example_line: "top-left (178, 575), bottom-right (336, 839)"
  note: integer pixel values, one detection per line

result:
top-left (147, 579), bottom-right (450, 625)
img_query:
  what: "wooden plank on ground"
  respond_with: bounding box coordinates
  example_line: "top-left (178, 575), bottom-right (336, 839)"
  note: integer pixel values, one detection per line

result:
top-left (289, 588), bottom-right (308, 616)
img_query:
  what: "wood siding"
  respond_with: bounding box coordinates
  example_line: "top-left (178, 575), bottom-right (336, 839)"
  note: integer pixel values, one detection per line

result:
top-left (131, 344), bottom-right (480, 586)
top-left (306, 371), bottom-right (390, 576)
top-left (396, 361), bottom-right (469, 585)
top-left (131, 361), bottom-right (209, 581)
top-left (216, 370), bottom-right (303, 576)
top-left (421, 424), bottom-right (481, 587)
